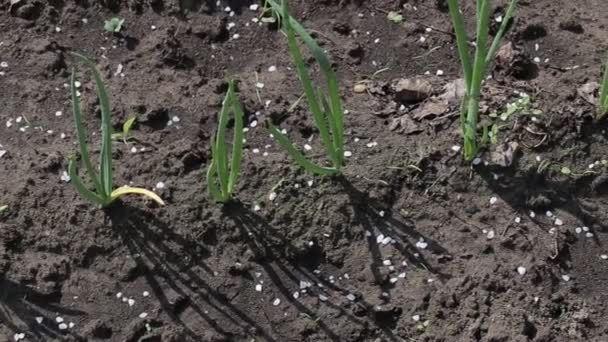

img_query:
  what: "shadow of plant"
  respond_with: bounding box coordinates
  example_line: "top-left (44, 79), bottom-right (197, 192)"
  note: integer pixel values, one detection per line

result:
top-left (0, 278), bottom-right (85, 341)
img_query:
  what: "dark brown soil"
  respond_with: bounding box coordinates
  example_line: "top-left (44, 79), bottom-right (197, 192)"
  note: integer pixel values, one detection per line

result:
top-left (2, 0), bottom-right (608, 341)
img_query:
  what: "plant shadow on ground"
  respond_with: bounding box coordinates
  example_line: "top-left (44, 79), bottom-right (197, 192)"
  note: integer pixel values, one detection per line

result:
top-left (0, 278), bottom-right (86, 341)
top-left (224, 175), bottom-right (451, 342)
top-left (108, 205), bottom-right (278, 342)
top-left (476, 159), bottom-right (608, 265)
top-left (107, 176), bottom-right (450, 341)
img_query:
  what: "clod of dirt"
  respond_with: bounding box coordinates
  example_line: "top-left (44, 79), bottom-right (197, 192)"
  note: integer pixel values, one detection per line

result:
top-left (488, 141), bottom-right (520, 168)
top-left (82, 319), bottom-right (113, 339)
top-left (559, 19), bottom-right (584, 34)
top-left (26, 51), bottom-right (66, 77)
top-left (437, 78), bottom-right (466, 104)
top-left (191, 16), bottom-right (228, 42)
top-left (37, 152), bottom-right (63, 172)
top-left (390, 114), bottom-right (422, 134)
top-left (495, 42), bottom-right (515, 67)
top-left (526, 194), bottom-right (552, 209)
top-left (412, 99), bottom-right (449, 120)
top-left (332, 21), bottom-right (351, 35)
top-left (9, 0), bottom-right (44, 21)
top-left (345, 41), bottom-right (364, 65)
top-left (25, 38), bottom-right (55, 53)
top-left (577, 82), bottom-right (599, 105)
top-left (519, 23), bottom-right (548, 40)
top-left (392, 77), bottom-right (433, 104)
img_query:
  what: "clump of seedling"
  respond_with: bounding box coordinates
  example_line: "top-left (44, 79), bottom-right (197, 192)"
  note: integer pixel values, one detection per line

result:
top-left (69, 53), bottom-right (164, 207)
top-left (599, 57), bottom-right (608, 119)
top-left (447, 0), bottom-right (517, 161)
top-left (387, 11), bottom-right (404, 24)
top-left (206, 80), bottom-right (244, 203)
top-left (485, 93), bottom-right (542, 144)
top-left (264, 0), bottom-right (345, 175)
top-left (111, 116), bottom-right (137, 144)
top-left (104, 17), bottom-right (124, 33)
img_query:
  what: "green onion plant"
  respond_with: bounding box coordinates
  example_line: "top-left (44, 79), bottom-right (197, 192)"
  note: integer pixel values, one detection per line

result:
top-left (265, 0), bottom-right (344, 175)
top-left (599, 57), bottom-right (608, 119)
top-left (69, 53), bottom-right (164, 207)
top-left (206, 80), bottom-right (244, 203)
top-left (447, 0), bottom-right (517, 161)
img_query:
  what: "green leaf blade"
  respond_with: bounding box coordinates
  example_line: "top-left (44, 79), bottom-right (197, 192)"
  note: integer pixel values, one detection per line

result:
top-left (227, 81), bottom-right (244, 195)
top-left (70, 67), bottom-right (104, 197)
top-left (269, 124), bottom-right (338, 176)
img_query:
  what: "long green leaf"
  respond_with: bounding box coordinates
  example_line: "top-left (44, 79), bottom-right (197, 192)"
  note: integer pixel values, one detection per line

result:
top-left (463, 0), bottom-right (491, 161)
top-left (446, 0), bottom-right (473, 91)
top-left (269, 124), bottom-right (338, 175)
top-left (68, 158), bottom-right (106, 205)
top-left (227, 81), bottom-right (244, 194)
top-left (206, 157), bottom-right (226, 202)
top-left (70, 67), bottom-right (104, 197)
top-left (215, 86), bottom-right (232, 196)
top-left (72, 52), bottom-right (113, 197)
top-left (279, 0), bottom-right (338, 167)
top-left (600, 57), bottom-right (608, 118)
top-left (486, 0), bottom-right (518, 66)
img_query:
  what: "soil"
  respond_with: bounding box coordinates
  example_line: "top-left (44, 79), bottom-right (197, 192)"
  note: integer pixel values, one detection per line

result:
top-left (1, 0), bottom-right (608, 341)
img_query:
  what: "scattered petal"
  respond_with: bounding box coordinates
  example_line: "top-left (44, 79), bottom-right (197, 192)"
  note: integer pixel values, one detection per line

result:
top-left (268, 192), bottom-right (277, 201)
top-left (517, 266), bottom-right (526, 276)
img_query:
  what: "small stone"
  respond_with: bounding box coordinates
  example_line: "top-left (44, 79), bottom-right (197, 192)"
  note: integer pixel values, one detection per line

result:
top-left (268, 65), bottom-right (277, 72)
top-left (486, 230), bottom-right (495, 240)
top-left (561, 275), bottom-right (571, 282)
top-left (490, 197), bottom-right (498, 205)
top-left (35, 317), bottom-right (43, 324)
top-left (273, 298), bottom-right (281, 306)
top-left (142, 291), bottom-right (150, 297)
top-left (139, 312), bottom-right (148, 319)
top-left (555, 218), bottom-right (563, 226)
top-left (412, 315), bottom-right (421, 321)
top-left (156, 182), bottom-right (165, 189)
top-left (56, 317), bottom-right (64, 323)
top-left (128, 298), bottom-right (135, 306)
top-left (344, 151), bottom-right (353, 157)
top-left (269, 192), bottom-right (277, 201)
top-left (255, 284), bottom-right (262, 292)
top-left (58, 323), bottom-right (68, 330)
top-left (319, 294), bottom-right (328, 301)
top-left (353, 83), bottom-right (367, 93)
top-left (601, 255), bottom-right (608, 260)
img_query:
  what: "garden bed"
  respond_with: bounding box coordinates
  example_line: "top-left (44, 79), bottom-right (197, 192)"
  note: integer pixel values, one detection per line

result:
top-left (1, 0), bottom-right (608, 341)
